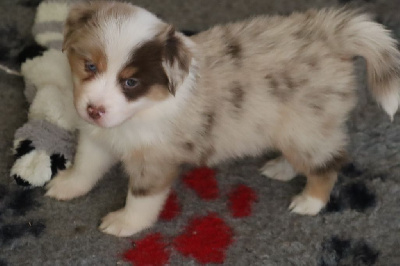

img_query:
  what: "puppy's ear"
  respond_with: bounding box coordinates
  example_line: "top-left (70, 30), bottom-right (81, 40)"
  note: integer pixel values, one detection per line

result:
top-left (161, 26), bottom-right (193, 96)
top-left (62, 3), bottom-right (101, 51)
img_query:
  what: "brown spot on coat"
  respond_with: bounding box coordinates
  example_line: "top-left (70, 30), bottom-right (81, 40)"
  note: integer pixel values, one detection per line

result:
top-left (200, 145), bottom-right (215, 166)
top-left (203, 112), bottom-right (215, 136)
top-left (310, 102), bottom-right (324, 113)
top-left (267, 74), bottom-right (293, 101)
top-left (184, 142), bottom-right (195, 151)
top-left (306, 56), bottom-right (319, 69)
top-left (231, 82), bottom-right (245, 111)
top-left (226, 40), bottom-right (242, 59)
top-left (131, 186), bottom-right (151, 197)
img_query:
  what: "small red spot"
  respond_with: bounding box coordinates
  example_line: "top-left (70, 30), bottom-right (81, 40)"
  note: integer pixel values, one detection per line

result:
top-left (123, 233), bottom-right (169, 266)
top-left (183, 167), bottom-right (219, 200)
top-left (173, 213), bottom-right (233, 264)
top-left (228, 184), bottom-right (258, 218)
top-left (159, 190), bottom-right (180, 221)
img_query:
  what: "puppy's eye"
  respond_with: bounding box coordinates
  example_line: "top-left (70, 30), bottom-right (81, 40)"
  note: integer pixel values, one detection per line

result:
top-left (84, 61), bottom-right (97, 73)
top-left (123, 78), bottom-right (139, 89)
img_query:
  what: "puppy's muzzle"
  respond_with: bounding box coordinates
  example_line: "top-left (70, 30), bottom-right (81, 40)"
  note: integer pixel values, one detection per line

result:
top-left (87, 104), bottom-right (105, 120)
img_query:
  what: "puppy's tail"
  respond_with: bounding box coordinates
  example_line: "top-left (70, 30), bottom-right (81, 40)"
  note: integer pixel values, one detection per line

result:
top-left (319, 9), bottom-right (400, 120)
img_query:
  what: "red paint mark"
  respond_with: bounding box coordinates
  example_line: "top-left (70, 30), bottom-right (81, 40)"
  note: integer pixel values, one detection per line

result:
top-left (159, 190), bottom-right (180, 221)
top-left (174, 213), bottom-right (233, 264)
top-left (183, 167), bottom-right (219, 200)
top-left (123, 233), bottom-right (169, 266)
top-left (228, 184), bottom-right (258, 218)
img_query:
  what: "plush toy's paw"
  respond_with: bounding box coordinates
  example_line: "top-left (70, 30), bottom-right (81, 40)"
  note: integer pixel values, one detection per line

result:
top-left (99, 208), bottom-right (153, 237)
top-left (45, 170), bottom-right (89, 200)
top-left (11, 138), bottom-right (70, 187)
top-left (289, 193), bottom-right (325, 215)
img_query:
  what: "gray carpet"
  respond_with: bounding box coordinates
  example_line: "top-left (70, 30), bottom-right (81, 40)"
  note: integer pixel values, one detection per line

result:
top-left (1, 0), bottom-right (400, 265)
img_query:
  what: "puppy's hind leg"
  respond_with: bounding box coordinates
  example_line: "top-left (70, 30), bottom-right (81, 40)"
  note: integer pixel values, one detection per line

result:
top-left (286, 152), bottom-right (346, 215)
top-left (260, 156), bottom-right (297, 182)
top-left (289, 170), bottom-right (338, 215)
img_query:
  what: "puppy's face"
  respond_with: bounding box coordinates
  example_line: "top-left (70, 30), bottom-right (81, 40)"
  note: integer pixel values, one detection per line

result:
top-left (63, 2), bottom-right (192, 128)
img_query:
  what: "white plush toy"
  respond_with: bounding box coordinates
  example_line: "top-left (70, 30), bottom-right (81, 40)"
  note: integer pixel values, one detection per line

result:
top-left (11, 1), bottom-right (79, 187)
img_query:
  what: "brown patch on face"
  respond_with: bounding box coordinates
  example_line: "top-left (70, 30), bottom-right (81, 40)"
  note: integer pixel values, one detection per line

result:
top-left (118, 26), bottom-right (192, 102)
top-left (312, 151), bottom-right (348, 176)
top-left (230, 82), bottom-right (245, 111)
top-left (67, 46), bottom-right (107, 82)
top-left (119, 66), bottom-right (138, 80)
top-left (119, 39), bottom-right (169, 101)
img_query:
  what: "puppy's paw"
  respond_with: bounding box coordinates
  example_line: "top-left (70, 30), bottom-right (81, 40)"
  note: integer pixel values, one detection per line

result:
top-left (99, 208), bottom-right (153, 237)
top-left (45, 170), bottom-right (90, 200)
top-left (289, 194), bottom-right (324, 215)
top-left (260, 157), bottom-right (296, 181)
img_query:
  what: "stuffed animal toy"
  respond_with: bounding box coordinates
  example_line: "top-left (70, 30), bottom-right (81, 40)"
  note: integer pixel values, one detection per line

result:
top-left (11, 1), bottom-right (78, 187)
top-left (10, 1), bottom-right (198, 187)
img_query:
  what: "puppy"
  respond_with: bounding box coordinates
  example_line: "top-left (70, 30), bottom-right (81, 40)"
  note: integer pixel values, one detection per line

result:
top-left (46, 1), bottom-right (400, 237)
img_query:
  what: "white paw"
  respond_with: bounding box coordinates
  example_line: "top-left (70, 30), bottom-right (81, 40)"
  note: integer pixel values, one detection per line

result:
top-left (260, 157), bottom-right (296, 181)
top-left (45, 170), bottom-right (90, 200)
top-left (99, 208), bottom-right (153, 237)
top-left (289, 194), bottom-right (325, 215)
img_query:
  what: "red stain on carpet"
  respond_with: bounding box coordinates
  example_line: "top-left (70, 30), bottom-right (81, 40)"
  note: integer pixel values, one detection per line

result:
top-left (228, 184), bottom-right (258, 218)
top-left (173, 213), bottom-right (233, 264)
top-left (183, 167), bottom-right (219, 200)
top-left (123, 233), bottom-right (169, 266)
top-left (159, 190), bottom-right (180, 221)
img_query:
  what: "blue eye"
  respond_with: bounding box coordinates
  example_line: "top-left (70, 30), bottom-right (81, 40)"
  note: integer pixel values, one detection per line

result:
top-left (124, 78), bottom-right (139, 89)
top-left (85, 61), bottom-right (97, 73)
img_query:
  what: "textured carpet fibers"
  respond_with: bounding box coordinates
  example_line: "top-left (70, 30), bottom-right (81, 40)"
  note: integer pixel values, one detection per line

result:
top-left (0, 0), bottom-right (400, 265)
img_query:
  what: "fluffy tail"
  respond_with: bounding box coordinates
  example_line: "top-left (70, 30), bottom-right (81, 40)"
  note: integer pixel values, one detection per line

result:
top-left (312, 9), bottom-right (400, 120)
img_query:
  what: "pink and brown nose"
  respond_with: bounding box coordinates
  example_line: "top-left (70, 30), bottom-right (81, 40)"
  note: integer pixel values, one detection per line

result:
top-left (87, 104), bottom-right (105, 120)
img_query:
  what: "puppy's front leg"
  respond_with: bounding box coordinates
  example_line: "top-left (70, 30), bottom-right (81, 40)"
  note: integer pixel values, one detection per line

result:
top-left (46, 133), bottom-right (116, 200)
top-left (100, 157), bottom-right (177, 237)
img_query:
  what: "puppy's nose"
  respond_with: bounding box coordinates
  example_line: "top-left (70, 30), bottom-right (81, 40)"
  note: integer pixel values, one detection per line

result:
top-left (87, 104), bottom-right (105, 120)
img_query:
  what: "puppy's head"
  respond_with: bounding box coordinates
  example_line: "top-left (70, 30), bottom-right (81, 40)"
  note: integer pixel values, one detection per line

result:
top-left (63, 2), bottom-right (193, 128)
